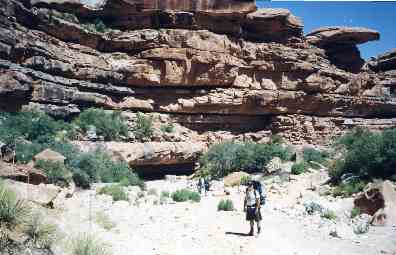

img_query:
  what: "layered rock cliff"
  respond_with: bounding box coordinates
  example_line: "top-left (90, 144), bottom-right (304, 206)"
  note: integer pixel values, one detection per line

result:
top-left (1, 0), bottom-right (395, 171)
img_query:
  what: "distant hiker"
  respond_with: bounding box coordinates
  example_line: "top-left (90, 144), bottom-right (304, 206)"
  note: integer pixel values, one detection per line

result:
top-left (204, 178), bottom-right (210, 193)
top-left (198, 177), bottom-right (206, 196)
top-left (244, 181), bottom-right (262, 236)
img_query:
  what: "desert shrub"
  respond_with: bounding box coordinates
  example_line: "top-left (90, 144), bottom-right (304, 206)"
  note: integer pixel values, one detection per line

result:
top-left (45, 141), bottom-right (79, 165)
top-left (321, 209), bottom-right (337, 221)
top-left (171, 189), bottom-right (201, 203)
top-left (73, 108), bottom-right (128, 141)
top-left (72, 170), bottom-right (91, 189)
top-left (14, 141), bottom-right (44, 164)
top-left (350, 207), bottom-right (361, 219)
top-left (291, 161), bottom-right (308, 175)
top-left (217, 199), bottom-right (234, 211)
top-left (98, 185), bottom-right (128, 202)
top-left (70, 234), bottom-right (110, 255)
top-left (160, 123), bottom-right (175, 133)
top-left (69, 149), bottom-right (144, 189)
top-left (199, 141), bottom-right (292, 178)
top-left (332, 180), bottom-right (367, 197)
top-left (0, 181), bottom-right (30, 229)
top-left (25, 211), bottom-right (58, 249)
top-left (0, 224), bottom-right (10, 252)
top-left (330, 128), bottom-right (396, 181)
top-left (303, 147), bottom-right (328, 167)
top-left (95, 212), bottom-right (116, 231)
top-left (270, 134), bottom-right (284, 145)
top-left (81, 18), bottom-right (107, 33)
top-left (35, 160), bottom-right (71, 187)
top-left (147, 188), bottom-right (158, 196)
top-left (160, 191), bottom-right (170, 198)
top-left (133, 112), bottom-right (153, 141)
top-left (240, 175), bottom-right (252, 186)
top-left (0, 110), bottom-right (73, 145)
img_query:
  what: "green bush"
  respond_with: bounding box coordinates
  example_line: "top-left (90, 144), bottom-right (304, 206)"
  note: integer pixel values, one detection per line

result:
top-left (73, 108), bottom-right (128, 141)
top-left (240, 175), bottom-right (252, 186)
top-left (303, 147), bottom-right (328, 167)
top-left (350, 207), bottom-right (361, 219)
top-left (0, 181), bottom-right (30, 229)
top-left (72, 170), bottom-right (91, 189)
top-left (332, 180), bottom-right (367, 197)
top-left (14, 141), bottom-right (44, 164)
top-left (321, 209), bottom-right (337, 221)
top-left (0, 110), bottom-right (73, 145)
top-left (98, 185), bottom-right (128, 202)
top-left (160, 123), bottom-right (175, 133)
top-left (217, 199), bottom-right (234, 211)
top-left (291, 161), bottom-right (308, 175)
top-left (160, 191), bottom-right (170, 198)
top-left (35, 160), bottom-right (71, 187)
top-left (331, 128), bottom-right (396, 181)
top-left (70, 234), bottom-right (110, 255)
top-left (199, 141), bottom-right (292, 178)
top-left (270, 134), bottom-right (284, 145)
top-left (171, 189), bottom-right (201, 203)
top-left (69, 149), bottom-right (144, 189)
top-left (25, 211), bottom-right (58, 249)
top-left (133, 112), bottom-right (153, 141)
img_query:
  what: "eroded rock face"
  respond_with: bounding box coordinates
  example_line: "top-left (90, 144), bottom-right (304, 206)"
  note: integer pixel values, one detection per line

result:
top-left (306, 27), bottom-right (380, 73)
top-left (0, 0), bottom-right (395, 169)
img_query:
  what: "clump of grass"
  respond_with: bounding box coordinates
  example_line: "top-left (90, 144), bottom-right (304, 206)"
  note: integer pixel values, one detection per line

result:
top-left (217, 199), bottom-right (234, 211)
top-left (350, 207), bottom-right (361, 219)
top-left (291, 161), bottom-right (308, 175)
top-left (0, 181), bottom-right (30, 229)
top-left (95, 212), bottom-right (116, 231)
top-left (160, 191), bottom-right (170, 198)
top-left (25, 211), bottom-right (58, 249)
top-left (98, 185), bottom-right (128, 202)
top-left (321, 210), bottom-right (337, 221)
top-left (70, 233), bottom-right (111, 255)
top-left (160, 123), bottom-right (175, 133)
top-left (171, 189), bottom-right (201, 203)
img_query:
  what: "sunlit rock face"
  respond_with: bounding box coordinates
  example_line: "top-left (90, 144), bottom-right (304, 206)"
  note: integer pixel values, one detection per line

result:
top-left (0, 0), bottom-right (395, 153)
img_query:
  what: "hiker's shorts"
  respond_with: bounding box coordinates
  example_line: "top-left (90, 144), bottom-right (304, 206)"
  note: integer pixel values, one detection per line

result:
top-left (246, 206), bottom-right (262, 221)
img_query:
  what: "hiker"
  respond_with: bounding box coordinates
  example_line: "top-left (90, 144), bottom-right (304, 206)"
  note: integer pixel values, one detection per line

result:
top-left (204, 178), bottom-right (210, 193)
top-left (243, 181), bottom-right (262, 236)
top-left (198, 177), bottom-right (206, 195)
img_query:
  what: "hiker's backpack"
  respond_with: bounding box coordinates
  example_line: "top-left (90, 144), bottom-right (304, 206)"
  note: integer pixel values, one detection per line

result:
top-left (252, 180), bottom-right (266, 205)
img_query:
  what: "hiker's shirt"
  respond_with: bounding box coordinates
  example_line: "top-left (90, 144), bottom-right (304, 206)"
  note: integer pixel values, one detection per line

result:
top-left (246, 190), bottom-right (258, 207)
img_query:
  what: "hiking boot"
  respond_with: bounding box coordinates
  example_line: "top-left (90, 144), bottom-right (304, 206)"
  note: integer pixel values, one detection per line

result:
top-left (248, 229), bottom-right (254, 236)
top-left (257, 227), bottom-right (261, 235)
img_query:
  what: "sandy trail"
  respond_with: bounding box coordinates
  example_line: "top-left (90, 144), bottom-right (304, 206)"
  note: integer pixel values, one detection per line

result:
top-left (54, 187), bottom-right (396, 255)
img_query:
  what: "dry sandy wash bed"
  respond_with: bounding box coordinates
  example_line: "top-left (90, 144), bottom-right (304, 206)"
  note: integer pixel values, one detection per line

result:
top-left (48, 175), bottom-right (396, 255)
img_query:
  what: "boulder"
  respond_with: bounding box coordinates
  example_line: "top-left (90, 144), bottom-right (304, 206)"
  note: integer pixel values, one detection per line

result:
top-left (354, 181), bottom-right (396, 226)
top-left (4, 179), bottom-right (61, 206)
top-left (223, 171), bottom-right (250, 187)
top-left (33, 149), bottom-right (66, 164)
top-left (0, 161), bottom-right (47, 185)
top-left (366, 48), bottom-right (396, 72)
top-left (265, 157), bottom-right (282, 174)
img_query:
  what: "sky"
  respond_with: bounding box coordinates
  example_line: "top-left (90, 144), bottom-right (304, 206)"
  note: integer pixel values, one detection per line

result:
top-left (256, 1), bottom-right (396, 59)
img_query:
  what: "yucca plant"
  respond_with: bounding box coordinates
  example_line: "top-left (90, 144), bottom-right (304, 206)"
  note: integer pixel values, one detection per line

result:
top-left (0, 181), bottom-right (30, 229)
top-left (71, 234), bottom-right (111, 255)
top-left (25, 211), bottom-right (58, 249)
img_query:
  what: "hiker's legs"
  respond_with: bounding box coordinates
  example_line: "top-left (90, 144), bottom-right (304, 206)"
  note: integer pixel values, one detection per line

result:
top-left (256, 220), bottom-right (261, 234)
top-left (249, 220), bottom-right (254, 235)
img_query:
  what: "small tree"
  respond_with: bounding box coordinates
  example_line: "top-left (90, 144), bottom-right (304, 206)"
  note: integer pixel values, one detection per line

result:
top-left (133, 112), bottom-right (153, 141)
